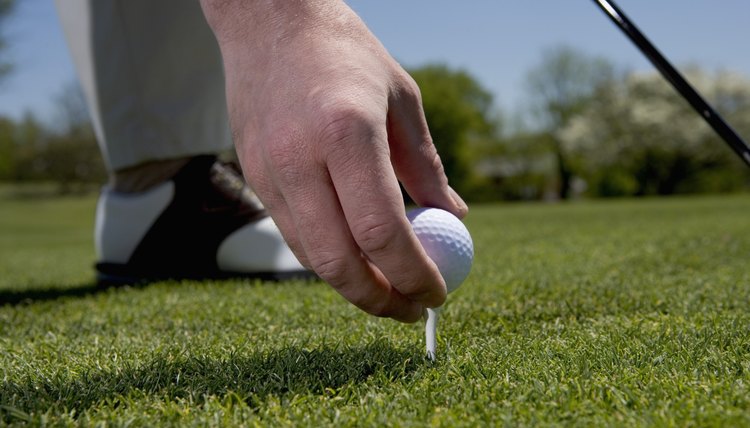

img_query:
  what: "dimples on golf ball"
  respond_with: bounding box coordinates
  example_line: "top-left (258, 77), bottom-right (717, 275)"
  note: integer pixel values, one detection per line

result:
top-left (407, 208), bottom-right (473, 293)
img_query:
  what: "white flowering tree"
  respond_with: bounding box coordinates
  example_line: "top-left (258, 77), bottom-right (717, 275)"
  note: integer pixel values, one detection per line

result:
top-left (558, 68), bottom-right (750, 196)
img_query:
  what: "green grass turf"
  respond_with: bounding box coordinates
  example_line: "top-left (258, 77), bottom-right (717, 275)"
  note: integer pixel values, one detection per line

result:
top-left (1, 190), bottom-right (750, 426)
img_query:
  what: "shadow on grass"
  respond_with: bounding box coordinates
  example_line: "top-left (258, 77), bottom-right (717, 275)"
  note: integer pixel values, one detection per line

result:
top-left (0, 282), bottom-right (105, 306)
top-left (0, 273), bottom-right (319, 306)
top-left (0, 341), bottom-right (423, 423)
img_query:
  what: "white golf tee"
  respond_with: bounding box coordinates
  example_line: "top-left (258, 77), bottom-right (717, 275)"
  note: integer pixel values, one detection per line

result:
top-left (425, 307), bottom-right (440, 360)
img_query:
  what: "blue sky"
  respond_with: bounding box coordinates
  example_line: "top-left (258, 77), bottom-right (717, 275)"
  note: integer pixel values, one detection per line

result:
top-left (1, 0), bottom-right (749, 123)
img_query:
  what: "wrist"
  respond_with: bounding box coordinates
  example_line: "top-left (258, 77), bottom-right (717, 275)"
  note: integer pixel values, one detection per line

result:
top-left (200, 0), bottom-right (344, 46)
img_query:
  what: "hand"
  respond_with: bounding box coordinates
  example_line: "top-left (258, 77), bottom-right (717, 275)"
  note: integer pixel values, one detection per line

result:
top-left (201, 0), bottom-right (468, 322)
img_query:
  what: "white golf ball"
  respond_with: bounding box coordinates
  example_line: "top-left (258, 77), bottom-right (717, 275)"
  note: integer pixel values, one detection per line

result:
top-left (407, 207), bottom-right (474, 293)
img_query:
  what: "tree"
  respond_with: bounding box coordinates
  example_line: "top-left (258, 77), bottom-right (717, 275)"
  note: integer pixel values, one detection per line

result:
top-left (54, 79), bottom-right (93, 137)
top-left (10, 112), bottom-right (47, 182)
top-left (558, 68), bottom-right (750, 196)
top-left (39, 80), bottom-right (104, 192)
top-left (2, 81), bottom-right (106, 192)
top-left (524, 46), bottom-right (618, 199)
top-left (408, 64), bottom-right (501, 200)
top-left (0, 0), bottom-right (15, 82)
top-left (0, 116), bottom-right (14, 178)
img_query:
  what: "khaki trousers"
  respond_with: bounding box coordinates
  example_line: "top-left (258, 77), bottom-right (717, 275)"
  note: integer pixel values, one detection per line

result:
top-left (55, 0), bottom-right (231, 171)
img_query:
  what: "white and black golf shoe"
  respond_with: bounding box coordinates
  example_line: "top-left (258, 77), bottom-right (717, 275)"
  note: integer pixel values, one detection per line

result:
top-left (94, 155), bottom-right (314, 284)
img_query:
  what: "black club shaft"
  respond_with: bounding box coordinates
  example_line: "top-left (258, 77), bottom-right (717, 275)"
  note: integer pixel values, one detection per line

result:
top-left (592, 0), bottom-right (750, 167)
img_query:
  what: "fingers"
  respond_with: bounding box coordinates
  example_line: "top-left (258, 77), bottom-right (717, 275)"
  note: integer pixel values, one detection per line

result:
top-left (242, 91), bottom-right (458, 318)
top-left (268, 137), bottom-right (425, 322)
top-left (246, 123), bottom-right (427, 322)
top-left (239, 77), bottom-right (463, 320)
top-left (387, 74), bottom-right (469, 219)
top-left (320, 107), bottom-right (448, 309)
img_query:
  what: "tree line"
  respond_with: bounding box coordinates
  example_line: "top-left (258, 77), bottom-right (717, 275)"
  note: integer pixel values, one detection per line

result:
top-left (413, 48), bottom-right (750, 201)
top-left (0, 82), bottom-right (105, 194)
top-left (1, 43), bottom-right (749, 200)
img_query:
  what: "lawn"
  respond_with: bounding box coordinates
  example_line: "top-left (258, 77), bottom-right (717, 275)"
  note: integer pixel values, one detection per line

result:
top-left (1, 190), bottom-right (749, 426)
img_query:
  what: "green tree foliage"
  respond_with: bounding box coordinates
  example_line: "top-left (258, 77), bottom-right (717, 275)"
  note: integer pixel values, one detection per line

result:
top-left (34, 130), bottom-right (104, 193)
top-left (524, 46), bottom-right (618, 199)
top-left (0, 116), bottom-right (14, 178)
top-left (10, 112), bottom-right (46, 181)
top-left (0, 81), bottom-right (106, 193)
top-left (559, 69), bottom-right (750, 196)
top-left (409, 64), bottom-right (501, 200)
top-left (0, 0), bottom-right (15, 81)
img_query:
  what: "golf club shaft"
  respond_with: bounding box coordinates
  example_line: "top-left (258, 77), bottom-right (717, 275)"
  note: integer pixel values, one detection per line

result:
top-left (592, 0), bottom-right (750, 167)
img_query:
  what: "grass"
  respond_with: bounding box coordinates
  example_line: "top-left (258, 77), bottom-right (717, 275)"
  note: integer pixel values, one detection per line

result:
top-left (1, 189), bottom-right (750, 426)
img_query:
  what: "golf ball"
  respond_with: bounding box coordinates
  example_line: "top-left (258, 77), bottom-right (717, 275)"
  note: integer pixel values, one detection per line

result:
top-left (407, 207), bottom-right (474, 293)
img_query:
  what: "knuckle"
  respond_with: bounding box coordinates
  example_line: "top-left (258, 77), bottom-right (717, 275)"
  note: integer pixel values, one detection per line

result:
top-left (352, 215), bottom-right (399, 256)
top-left (392, 71), bottom-right (423, 103)
top-left (310, 255), bottom-right (349, 285)
top-left (317, 103), bottom-right (376, 147)
top-left (428, 150), bottom-right (447, 179)
top-left (402, 75), bottom-right (423, 101)
top-left (316, 105), bottom-right (380, 174)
